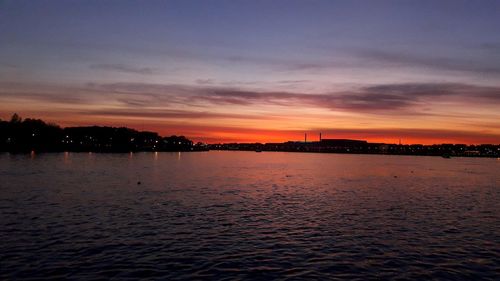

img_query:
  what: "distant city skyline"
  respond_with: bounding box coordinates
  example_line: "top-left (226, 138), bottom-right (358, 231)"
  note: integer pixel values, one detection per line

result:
top-left (1, 0), bottom-right (500, 144)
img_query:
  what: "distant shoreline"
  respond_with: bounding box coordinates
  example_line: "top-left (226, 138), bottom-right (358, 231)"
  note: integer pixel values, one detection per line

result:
top-left (3, 149), bottom-right (499, 159)
top-left (208, 149), bottom-right (500, 158)
top-left (2, 114), bottom-right (499, 158)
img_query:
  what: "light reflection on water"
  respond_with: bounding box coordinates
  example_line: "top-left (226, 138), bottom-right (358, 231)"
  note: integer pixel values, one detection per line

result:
top-left (0, 151), bottom-right (499, 279)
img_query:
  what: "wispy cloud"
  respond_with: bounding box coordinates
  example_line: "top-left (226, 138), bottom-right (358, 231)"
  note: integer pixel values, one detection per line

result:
top-left (80, 108), bottom-right (272, 120)
top-left (2, 81), bottom-right (499, 114)
top-left (364, 82), bottom-right (500, 100)
top-left (188, 82), bottom-right (500, 112)
top-left (89, 63), bottom-right (158, 75)
top-left (187, 87), bottom-right (416, 112)
top-left (206, 45), bottom-right (500, 76)
top-left (351, 49), bottom-right (500, 75)
top-left (0, 63), bottom-right (17, 69)
top-left (195, 79), bottom-right (215, 85)
top-left (479, 42), bottom-right (500, 54)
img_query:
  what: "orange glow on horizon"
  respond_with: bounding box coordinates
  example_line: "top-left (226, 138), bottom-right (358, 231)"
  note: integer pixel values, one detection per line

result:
top-left (1, 112), bottom-right (499, 145)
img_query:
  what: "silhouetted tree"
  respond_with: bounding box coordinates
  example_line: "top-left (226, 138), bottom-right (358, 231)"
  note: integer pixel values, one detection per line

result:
top-left (10, 113), bottom-right (22, 123)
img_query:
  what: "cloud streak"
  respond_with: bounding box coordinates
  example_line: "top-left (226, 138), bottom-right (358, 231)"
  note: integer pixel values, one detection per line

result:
top-left (80, 108), bottom-right (273, 120)
top-left (351, 49), bottom-right (500, 75)
top-left (89, 64), bottom-right (158, 75)
top-left (188, 82), bottom-right (500, 112)
top-left (2, 81), bottom-right (500, 114)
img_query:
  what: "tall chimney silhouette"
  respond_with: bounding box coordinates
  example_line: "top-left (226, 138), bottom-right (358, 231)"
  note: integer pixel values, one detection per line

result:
top-left (304, 133), bottom-right (307, 143)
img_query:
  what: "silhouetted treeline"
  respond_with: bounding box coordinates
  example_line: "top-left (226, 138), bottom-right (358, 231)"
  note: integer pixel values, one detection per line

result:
top-left (0, 114), bottom-right (206, 152)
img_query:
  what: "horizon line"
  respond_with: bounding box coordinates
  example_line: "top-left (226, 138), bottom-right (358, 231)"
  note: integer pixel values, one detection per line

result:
top-left (2, 113), bottom-right (499, 146)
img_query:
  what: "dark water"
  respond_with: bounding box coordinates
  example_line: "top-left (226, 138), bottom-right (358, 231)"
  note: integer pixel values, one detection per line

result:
top-left (1, 151), bottom-right (499, 280)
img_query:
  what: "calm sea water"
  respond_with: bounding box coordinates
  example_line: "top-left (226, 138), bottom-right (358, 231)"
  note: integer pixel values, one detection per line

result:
top-left (0, 151), bottom-right (499, 280)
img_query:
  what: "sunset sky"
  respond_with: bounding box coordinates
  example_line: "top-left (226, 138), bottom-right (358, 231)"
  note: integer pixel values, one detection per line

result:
top-left (1, 0), bottom-right (500, 144)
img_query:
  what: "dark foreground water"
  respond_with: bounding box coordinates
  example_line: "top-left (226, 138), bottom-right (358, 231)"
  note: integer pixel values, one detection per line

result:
top-left (0, 151), bottom-right (499, 280)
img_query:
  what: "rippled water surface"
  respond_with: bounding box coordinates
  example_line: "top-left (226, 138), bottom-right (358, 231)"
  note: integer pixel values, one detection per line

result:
top-left (1, 151), bottom-right (499, 280)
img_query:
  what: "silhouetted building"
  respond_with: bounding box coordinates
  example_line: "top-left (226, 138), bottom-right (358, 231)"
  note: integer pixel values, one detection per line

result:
top-left (320, 139), bottom-right (367, 147)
